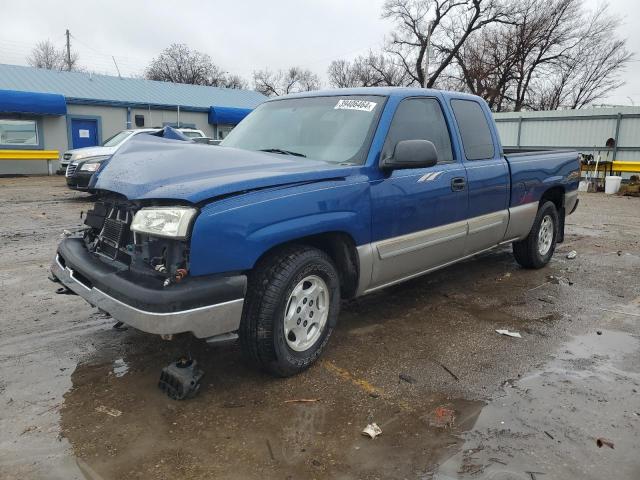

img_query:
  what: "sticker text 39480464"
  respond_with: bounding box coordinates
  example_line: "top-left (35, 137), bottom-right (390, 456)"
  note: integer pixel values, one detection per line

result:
top-left (334, 99), bottom-right (377, 112)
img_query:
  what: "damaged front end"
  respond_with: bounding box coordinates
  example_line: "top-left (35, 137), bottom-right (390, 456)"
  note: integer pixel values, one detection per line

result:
top-left (49, 194), bottom-right (247, 339)
top-left (82, 196), bottom-right (193, 288)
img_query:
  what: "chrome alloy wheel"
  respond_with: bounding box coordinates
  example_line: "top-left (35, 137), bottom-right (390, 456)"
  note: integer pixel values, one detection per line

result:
top-left (283, 275), bottom-right (329, 352)
top-left (537, 215), bottom-right (554, 256)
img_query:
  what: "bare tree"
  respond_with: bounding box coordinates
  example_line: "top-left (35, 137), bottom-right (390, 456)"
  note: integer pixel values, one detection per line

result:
top-left (453, 23), bottom-right (519, 110)
top-left (223, 74), bottom-right (249, 90)
top-left (382, 0), bottom-right (511, 88)
top-left (454, 0), bottom-right (631, 111)
top-left (27, 40), bottom-right (67, 71)
top-left (145, 44), bottom-right (244, 87)
top-left (328, 52), bottom-right (410, 87)
top-left (528, 4), bottom-right (632, 109)
top-left (253, 67), bottom-right (321, 96)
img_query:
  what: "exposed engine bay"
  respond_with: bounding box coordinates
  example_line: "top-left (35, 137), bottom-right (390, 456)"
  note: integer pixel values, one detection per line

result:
top-left (82, 195), bottom-right (191, 287)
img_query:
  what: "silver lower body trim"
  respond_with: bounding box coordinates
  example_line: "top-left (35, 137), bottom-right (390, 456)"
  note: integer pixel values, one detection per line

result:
top-left (564, 190), bottom-right (579, 215)
top-left (51, 256), bottom-right (244, 339)
top-left (356, 203), bottom-right (540, 295)
top-left (504, 202), bottom-right (538, 241)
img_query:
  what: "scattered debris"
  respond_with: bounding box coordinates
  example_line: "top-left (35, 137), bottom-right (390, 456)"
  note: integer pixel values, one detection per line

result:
top-left (526, 471), bottom-right (547, 480)
top-left (566, 250), bottom-right (577, 259)
top-left (544, 431), bottom-right (554, 440)
top-left (429, 406), bottom-right (456, 428)
top-left (538, 295), bottom-right (555, 304)
top-left (95, 405), bottom-right (122, 417)
top-left (617, 250), bottom-right (622, 256)
top-left (158, 358), bottom-right (204, 400)
top-left (527, 282), bottom-right (549, 292)
top-left (283, 398), bottom-right (320, 404)
top-left (265, 439), bottom-right (275, 461)
top-left (597, 330), bottom-right (602, 335)
top-left (112, 321), bottom-right (127, 331)
top-left (361, 423), bottom-right (382, 439)
top-left (112, 358), bottom-right (129, 378)
top-left (399, 373), bottom-right (417, 384)
top-left (438, 362), bottom-right (460, 381)
top-left (488, 458), bottom-right (507, 466)
top-left (222, 402), bottom-right (244, 408)
top-left (496, 329), bottom-right (522, 338)
top-left (20, 425), bottom-right (38, 435)
top-left (596, 437), bottom-right (614, 449)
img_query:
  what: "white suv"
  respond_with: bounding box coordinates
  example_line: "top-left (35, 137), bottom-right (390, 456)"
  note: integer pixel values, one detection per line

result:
top-left (57, 127), bottom-right (206, 174)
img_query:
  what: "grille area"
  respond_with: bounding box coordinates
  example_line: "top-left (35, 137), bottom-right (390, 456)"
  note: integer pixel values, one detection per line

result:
top-left (65, 162), bottom-right (78, 177)
top-left (95, 205), bottom-right (132, 260)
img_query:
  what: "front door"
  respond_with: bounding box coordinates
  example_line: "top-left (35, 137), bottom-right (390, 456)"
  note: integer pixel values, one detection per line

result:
top-left (71, 119), bottom-right (99, 149)
top-left (369, 97), bottom-right (468, 289)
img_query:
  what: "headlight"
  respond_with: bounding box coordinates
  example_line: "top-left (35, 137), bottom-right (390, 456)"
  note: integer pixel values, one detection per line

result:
top-left (130, 207), bottom-right (197, 239)
top-left (78, 155), bottom-right (110, 171)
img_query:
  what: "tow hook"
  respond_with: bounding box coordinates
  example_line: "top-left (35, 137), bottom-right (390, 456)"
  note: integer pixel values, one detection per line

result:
top-left (158, 358), bottom-right (204, 400)
top-left (55, 285), bottom-right (76, 295)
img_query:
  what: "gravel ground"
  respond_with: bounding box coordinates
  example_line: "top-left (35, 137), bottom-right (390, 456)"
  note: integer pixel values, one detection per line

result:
top-left (0, 176), bottom-right (638, 480)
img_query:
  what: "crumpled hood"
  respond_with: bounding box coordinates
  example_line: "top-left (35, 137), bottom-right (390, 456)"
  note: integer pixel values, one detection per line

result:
top-left (92, 135), bottom-right (349, 203)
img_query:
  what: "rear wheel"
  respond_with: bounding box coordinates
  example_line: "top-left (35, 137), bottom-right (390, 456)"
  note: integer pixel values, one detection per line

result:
top-left (239, 245), bottom-right (340, 377)
top-left (513, 201), bottom-right (559, 269)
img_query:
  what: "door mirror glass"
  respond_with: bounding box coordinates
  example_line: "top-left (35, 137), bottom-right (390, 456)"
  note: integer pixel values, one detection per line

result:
top-left (380, 139), bottom-right (438, 170)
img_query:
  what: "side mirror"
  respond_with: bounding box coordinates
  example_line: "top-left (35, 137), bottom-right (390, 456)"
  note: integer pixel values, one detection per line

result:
top-left (380, 139), bottom-right (438, 170)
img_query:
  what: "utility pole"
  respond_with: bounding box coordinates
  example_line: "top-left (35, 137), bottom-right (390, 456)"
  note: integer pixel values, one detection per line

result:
top-left (65, 29), bottom-right (71, 71)
top-left (423, 21), bottom-right (433, 88)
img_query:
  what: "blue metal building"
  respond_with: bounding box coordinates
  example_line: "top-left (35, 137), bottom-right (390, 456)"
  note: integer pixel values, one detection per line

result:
top-left (0, 63), bottom-right (266, 174)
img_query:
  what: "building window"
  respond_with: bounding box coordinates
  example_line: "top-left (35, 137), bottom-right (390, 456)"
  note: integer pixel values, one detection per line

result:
top-left (134, 115), bottom-right (145, 127)
top-left (217, 125), bottom-right (234, 140)
top-left (0, 119), bottom-right (39, 146)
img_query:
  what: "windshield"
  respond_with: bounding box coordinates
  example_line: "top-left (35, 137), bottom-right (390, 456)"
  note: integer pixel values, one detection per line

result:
top-left (221, 95), bottom-right (384, 164)
top-left (102, 131), bottom-right (133, 147)
top-left (180, 130), bottom-right (204, 138)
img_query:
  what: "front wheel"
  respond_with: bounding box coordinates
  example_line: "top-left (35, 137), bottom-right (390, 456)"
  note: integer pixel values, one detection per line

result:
top-left (512, 201), bottom-right (559, 269)
top-left (239, 245), bottom-right (341, 377)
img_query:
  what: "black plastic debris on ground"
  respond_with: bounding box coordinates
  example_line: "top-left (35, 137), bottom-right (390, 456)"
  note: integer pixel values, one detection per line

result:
top-left (158, 358), bottom-right (204, 400)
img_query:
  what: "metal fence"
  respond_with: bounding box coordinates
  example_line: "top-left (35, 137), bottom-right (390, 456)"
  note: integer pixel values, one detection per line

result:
top-left (493, 109), bottom-right (640, 163)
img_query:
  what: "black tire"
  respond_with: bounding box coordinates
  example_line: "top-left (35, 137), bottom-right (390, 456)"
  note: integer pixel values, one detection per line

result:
top-left (513, 201), bottom-right (559, 269)
top-left (239, 245), bottom-right (341, 377)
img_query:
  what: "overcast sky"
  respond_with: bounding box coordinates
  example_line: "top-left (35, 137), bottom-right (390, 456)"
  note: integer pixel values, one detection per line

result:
top-left (1, 0), bottom-right (638, 106)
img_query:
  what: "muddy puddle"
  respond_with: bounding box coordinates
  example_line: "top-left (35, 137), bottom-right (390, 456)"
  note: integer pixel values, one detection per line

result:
top-left (435, 328), bottom-right (640, 479)
top-left (60, 330), bottom-right (485, 479)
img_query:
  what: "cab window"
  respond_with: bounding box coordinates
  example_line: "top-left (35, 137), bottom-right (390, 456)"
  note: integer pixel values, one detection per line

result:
top-left (450, 99), bottom-right (495, 160)
top-left (382, 97), bottom-right (454, 164)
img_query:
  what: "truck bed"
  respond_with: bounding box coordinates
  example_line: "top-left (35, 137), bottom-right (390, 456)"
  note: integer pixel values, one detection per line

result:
top-left (504, 149), bottom-right (580, 208)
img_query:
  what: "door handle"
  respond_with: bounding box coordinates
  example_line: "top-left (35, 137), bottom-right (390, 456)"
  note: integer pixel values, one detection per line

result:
top-left (451, 177), bottom-right (466, 191)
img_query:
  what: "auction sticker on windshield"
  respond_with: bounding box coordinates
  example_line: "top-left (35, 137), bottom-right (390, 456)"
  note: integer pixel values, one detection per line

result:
top-left (334, 99), bottom-right (377, 112)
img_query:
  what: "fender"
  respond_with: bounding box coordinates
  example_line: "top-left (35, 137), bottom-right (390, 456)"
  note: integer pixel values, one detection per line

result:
top-left (188, 177), bottom-right (372, 276)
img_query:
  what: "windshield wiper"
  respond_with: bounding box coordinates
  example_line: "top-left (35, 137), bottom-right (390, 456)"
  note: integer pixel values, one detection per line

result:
top-left (260, 148), bottom-right (306, 158)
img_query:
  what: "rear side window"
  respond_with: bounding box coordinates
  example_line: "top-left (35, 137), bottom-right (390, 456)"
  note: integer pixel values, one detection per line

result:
top-left (450, 99), bottom-right (495, 160)
top-left (382, 97), bottom-right (454, 164)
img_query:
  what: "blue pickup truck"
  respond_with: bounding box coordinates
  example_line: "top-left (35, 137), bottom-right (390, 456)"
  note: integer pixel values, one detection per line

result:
top-left (51, 88), bottom-right (580, 376)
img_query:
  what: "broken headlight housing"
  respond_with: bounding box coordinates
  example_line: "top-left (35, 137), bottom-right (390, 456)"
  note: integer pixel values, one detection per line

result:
top-left (130, 207), bottom-right (197, 239)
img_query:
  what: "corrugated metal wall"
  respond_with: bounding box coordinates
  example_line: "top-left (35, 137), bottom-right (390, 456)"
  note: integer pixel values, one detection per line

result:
top-left (494, 107), bottom-right (640, 162)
